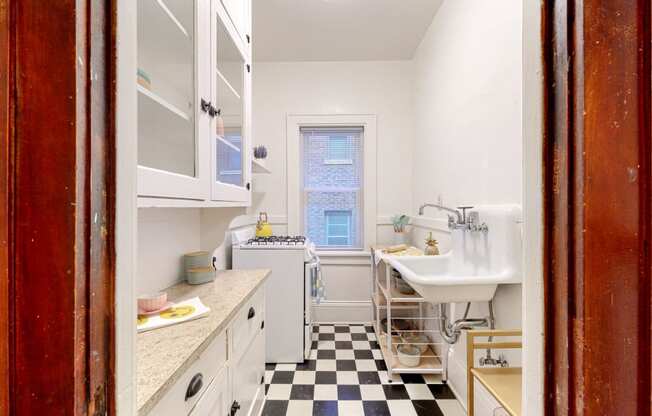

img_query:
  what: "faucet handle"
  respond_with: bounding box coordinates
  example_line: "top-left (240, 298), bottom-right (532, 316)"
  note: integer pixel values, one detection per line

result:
top-left (456, 206), bottom-right (474, 223)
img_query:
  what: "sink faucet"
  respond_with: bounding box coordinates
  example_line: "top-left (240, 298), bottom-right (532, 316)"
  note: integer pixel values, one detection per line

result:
top-left (418, 203), bottom-right (464, 223)
top-left (418, 203), bottom-right (487, 233)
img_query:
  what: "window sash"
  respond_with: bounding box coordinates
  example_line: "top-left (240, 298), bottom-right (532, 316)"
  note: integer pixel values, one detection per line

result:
top-left (326, 211), bottom-right (351, 246)
top-left (301, 126), bottom-right (363, 249)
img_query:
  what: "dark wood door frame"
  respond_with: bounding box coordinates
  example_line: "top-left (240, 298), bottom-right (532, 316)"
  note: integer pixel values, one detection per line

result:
top-left (0, 1), bottom-right (116, 415)
top-left (543, 0), bottom-right (651, 414)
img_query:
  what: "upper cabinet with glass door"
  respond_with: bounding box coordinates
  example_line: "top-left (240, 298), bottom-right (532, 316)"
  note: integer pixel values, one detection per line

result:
top-left (211, 2), bottom-right (251, 203)
top-left (136, 0), bottom-right (251, 206)
top-left (220, 0), bottom-right (251, 53)
top-left (137, 0), bottom-right (210, 200)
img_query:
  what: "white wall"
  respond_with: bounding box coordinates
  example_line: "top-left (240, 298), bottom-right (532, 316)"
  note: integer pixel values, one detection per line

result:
top-left (410, 0), bottom-right (523, 410)
top-left (137, 207), bottom-right (246, 295)
top-left (412, 0), bottom-right (522, 211)
top-left (251, 60), bottom-right (414, 220)
top-left (251, 61), bottom-right (415, 321)
top-left (137, 209), bottom-right (202, 295)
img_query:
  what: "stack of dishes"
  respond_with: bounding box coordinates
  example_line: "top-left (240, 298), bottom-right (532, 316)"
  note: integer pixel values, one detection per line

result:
top-left (184, 251), bottom-right (216, 285)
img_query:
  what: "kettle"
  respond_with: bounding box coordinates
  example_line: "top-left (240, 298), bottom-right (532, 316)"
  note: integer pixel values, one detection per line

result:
top-left (255, 212), bottom-right (272, 237)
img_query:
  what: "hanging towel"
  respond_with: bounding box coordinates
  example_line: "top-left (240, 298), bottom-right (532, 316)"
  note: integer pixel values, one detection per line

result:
top-left (310, 256), bottom-right (325, 304)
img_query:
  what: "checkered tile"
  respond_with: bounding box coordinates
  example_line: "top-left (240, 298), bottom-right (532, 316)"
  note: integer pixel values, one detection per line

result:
top-left (262, 324), bottom-right (465, 416)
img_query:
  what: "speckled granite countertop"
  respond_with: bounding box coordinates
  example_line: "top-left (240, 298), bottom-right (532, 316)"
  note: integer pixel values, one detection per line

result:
top-left (137, 269), bottom-right (270, 415)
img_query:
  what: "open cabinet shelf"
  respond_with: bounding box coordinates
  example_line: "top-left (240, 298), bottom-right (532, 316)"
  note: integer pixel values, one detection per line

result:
top-left (374, 324), bottom-right (444, 374)
top-left (252, 158), bottom-right (270, 174)
top-left (371, 246), bottom-right (447, 378)
top-left (138, 85), bottom-right (191, 121)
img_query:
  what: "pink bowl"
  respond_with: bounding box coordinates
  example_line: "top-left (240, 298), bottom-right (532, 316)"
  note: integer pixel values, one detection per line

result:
top-left (138, 292), bottom-right (168, 312)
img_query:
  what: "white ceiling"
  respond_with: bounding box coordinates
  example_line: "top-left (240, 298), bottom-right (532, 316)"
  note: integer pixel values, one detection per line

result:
top-left (252, 0), bottom-right (443, 62)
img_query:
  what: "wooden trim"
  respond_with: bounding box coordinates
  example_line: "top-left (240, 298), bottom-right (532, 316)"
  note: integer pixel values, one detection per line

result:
top-left (466, 330), bottom-right (523, 416)
top-left (0, 0), bottom-right (12, 413)
top-left (543, 1), bottom-right (652, 414)
top-left (473, 342), bottom-right (522, 350)
top-left (0, 1), bottom-right (116, 414)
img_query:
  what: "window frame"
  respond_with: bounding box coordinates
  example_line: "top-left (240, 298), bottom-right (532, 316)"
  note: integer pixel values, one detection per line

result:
top-left (287, 114), bottom-right (377, 255)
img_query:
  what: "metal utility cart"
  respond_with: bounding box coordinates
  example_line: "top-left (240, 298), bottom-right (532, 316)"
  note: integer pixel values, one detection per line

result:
top-left (370, 246), bottom-right (447, 381)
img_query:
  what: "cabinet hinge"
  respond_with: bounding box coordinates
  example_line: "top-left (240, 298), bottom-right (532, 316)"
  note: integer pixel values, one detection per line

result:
top-left (260, 375), bottom-right (264, 385)
top-left (246, 34), bottom-right (251, 43)
top-left (246, 64), bottom-right (251, 73)
top-left (261, 320), bottom-right (264, 329)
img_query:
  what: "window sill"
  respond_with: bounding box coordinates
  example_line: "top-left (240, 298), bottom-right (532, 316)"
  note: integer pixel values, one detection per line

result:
top-left (316, 250), bottom-right (371, 257)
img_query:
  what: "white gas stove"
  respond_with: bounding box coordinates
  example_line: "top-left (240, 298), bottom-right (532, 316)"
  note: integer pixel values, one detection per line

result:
top-left (232, 230), bottom-right (319, 363)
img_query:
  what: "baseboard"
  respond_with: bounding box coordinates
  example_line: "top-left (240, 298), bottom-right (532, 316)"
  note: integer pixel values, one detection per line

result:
top-left (312, 301), bottom-right (372, 324)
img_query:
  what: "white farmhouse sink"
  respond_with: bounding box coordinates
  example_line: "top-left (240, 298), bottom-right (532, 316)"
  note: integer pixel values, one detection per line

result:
top-left (388, 205), bottom-right (522, 303)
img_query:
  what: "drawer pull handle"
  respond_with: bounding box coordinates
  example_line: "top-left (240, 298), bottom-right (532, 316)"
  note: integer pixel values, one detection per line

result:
top-left (247, 307), bottom-right (255, 320)
top-left (185, 373), bottom-right (203, 401)
top-left (231, 400), bottom-right (241, 416)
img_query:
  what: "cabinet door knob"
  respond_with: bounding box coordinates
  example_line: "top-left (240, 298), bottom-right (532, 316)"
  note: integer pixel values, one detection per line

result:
top-left (231, 401), bottom-right (241, 416)
top-left (247, 307), bottom-right (255, 320)
top-left (208, 105), bottom-right (218, 118)
top-left (185, 373), bottom-right (203, 401)
top-left (200, 99), bottom-right (211, 113)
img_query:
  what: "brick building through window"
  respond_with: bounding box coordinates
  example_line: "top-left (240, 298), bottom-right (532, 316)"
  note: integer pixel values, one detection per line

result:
top-left (302, 127), bottom-right (363, 248)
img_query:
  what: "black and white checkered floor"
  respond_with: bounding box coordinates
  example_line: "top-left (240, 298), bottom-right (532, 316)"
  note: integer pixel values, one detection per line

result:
top-left (262, 324), bottom-right (465, 416)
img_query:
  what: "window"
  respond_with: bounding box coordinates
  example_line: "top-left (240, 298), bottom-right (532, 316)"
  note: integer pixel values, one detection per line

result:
top-left (216, 131), bottom-right (242, 185)
top-left (302, 127), bottom-right (363, 249)
top-left (325, 136), bottom-right (352, 164)
top-left (325, 211), bottom-right (352, 246)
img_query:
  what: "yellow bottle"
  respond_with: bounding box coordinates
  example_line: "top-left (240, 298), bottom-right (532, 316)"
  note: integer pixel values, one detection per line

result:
top-left (255, 212), bottom-right (273, 237)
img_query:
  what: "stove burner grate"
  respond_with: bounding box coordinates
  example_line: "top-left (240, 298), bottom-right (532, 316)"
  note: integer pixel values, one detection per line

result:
top-left (246, 235), bottom-right (307, 246)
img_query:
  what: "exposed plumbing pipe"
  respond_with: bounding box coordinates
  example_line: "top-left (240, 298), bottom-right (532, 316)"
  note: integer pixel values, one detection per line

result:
top-left (438, 303), bottom-right (488, 345)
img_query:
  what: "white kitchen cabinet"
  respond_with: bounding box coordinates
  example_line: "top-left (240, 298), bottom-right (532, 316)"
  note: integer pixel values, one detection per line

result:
top-left (230, 289), bottom-right (265, 416)
top-left (146, 285), bottom-right (266, 416)
top-left (220, 0), bottom-right (251, 47)
top-left (210, 3), bottom-right (252, 203)
top-left (148, 331), bottom-right (228, 416)
top-left (190, 366), bottom-right (230, 416)
top-left (231, 330), bottom-right (265, 416)
top-left (137, 0), bottom-right (252, 206)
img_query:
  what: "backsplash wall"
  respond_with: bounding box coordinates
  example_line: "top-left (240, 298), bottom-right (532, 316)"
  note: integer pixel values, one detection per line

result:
top-left (137, 207), bottom-right (247, 295)
top-left (137, 208), bottom-right (202, 295)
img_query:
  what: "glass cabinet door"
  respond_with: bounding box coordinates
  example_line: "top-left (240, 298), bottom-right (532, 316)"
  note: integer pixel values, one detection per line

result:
top-left (137, 0), bottom-right (208, 199)
top-left (212, 6), bottom-right (249, 202)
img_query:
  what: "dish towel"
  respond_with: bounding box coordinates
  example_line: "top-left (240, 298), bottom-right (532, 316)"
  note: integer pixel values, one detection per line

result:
top-left (310, 257), bottom-right (325, 304)
top-left (137, 297), bottom-right (210, 333)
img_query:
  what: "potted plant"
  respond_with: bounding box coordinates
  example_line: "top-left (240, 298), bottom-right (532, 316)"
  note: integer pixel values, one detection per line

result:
top-left (391, 214), bottom-right (410, 244)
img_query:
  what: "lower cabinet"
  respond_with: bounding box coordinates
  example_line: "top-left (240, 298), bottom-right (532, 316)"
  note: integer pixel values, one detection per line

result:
top-left (190, 366), bottom-right (230, 416)
top-left (231, 329), bottom-right (265, 416)
top-left (150, 286), bottom-right (266, 416)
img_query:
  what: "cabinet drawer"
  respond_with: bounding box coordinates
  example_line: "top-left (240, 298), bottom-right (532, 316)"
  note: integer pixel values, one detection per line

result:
top-left (232, 329), bottom-right (265, 416)
top-left (148, 331), bottom-right (227, 416)
top-left (190, 366), bottom-right (229, 416)
top-left (231, 287), bottom-right (264, 359)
